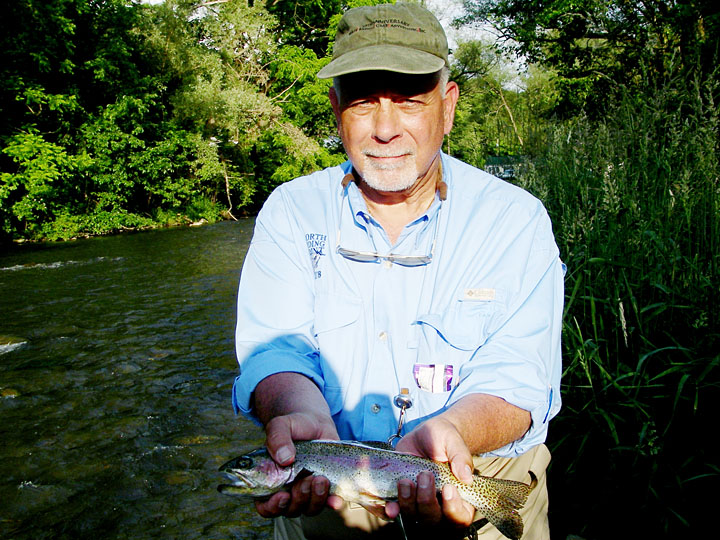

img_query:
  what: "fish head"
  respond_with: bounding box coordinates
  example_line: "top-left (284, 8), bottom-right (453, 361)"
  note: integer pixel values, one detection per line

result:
top-left (217, 447), bottom-right (296, 498)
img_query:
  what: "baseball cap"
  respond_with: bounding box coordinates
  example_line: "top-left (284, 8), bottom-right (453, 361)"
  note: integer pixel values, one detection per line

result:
top-left (317, 3), bottom-right (449, 79)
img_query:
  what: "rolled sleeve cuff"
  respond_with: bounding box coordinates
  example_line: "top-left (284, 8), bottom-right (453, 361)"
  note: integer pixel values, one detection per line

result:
top-left (494, 388), bottom-right (557, 457)
top-left (231, 349), bottom-right (325, 424)
top-left (449, 381), bottom-right (559, 458)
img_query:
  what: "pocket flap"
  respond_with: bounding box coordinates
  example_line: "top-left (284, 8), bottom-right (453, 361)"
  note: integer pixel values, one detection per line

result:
top-left (416, 296), bottom-right (505, 350)
top-left (313, 292), bottom-right (361, 334)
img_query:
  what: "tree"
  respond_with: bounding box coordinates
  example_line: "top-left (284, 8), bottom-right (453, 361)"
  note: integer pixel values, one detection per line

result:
top-left (0, 0), bottom-right (401, 241)
top-left (265, 0), bottom-right (342, 55)
top-left (447, 39), bottom-right (559, 164)
top-left (458, 0), bottom-right (720, 114)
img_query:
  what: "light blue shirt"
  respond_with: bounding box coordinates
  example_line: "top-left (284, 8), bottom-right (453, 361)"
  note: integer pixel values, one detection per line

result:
top-left (233, 153), bottom-right (564, 458)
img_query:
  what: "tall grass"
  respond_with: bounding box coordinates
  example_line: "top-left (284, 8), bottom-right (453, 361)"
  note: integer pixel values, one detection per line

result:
top-left (516, 65), bottom-right (719, 538)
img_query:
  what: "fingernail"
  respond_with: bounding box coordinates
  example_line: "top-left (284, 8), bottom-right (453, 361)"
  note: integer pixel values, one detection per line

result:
top-left (278, 495), bottom-right (289, 509)
top-left (418, 473), bottom-right (430, 489)
top-left (301, 479), bottom-right (311, 495)
top-left (463, 464), bottom-right (473, 484)
top-left (314, 479), bottom-right (326, 496)
top-left (276, 445), bottom-right (293, 464)
top-left (442, 485), bottom-right (453, 501)
top-left (399, 482), bottom-right (411, 498)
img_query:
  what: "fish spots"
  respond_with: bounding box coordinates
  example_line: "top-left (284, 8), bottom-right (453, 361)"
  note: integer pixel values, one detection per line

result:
top-left (219, 440), bottom-right (532, 540)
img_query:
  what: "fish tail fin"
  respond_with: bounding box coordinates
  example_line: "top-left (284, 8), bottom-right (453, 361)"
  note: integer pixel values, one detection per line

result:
top-left (470, 473), bottom-right (536, 540)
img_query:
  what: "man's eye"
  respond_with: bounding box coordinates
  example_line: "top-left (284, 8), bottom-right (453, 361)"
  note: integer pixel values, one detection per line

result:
top-left (349, 99), bottom-right (373, 108)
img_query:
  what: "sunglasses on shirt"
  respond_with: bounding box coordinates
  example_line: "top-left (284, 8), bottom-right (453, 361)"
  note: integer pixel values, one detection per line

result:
top-left (334, 187), bottom-right (440, 267)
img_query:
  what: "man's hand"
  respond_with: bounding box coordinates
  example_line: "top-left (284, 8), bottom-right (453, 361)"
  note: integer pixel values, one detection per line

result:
top-left (255, 411), bottom-right (343, 518)
top-left (385, 393), bottom-right (530, 529)
top-left (386, 416), bottom-right (476, 530)
top-left (251, 373), bottom-right (342, 519)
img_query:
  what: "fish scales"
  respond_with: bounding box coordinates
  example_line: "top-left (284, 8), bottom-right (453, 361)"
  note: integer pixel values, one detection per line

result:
top-left (218, 439), bottom-right (534, 540)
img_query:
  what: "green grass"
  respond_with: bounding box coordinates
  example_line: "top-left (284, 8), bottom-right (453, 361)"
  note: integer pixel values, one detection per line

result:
top-left (515, 65), bottom-right (719, 538)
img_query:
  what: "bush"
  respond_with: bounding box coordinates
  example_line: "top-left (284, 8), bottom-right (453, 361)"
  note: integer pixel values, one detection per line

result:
top-left (516, 64), bottom-right (719, 538)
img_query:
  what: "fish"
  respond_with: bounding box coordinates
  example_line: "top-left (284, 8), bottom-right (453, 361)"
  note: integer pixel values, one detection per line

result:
top-left (217, 439), bottom-right (535, 540)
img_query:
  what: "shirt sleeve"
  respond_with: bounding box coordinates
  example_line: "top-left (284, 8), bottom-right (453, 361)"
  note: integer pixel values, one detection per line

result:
top-left (231, 188), bottom-right (323, 423)
top-left (449, 204), bottom-right (565, 458)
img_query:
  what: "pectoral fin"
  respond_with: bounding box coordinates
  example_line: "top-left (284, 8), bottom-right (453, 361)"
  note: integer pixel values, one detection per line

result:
top-left (357, 500), bottom-right (392, 521)
top-left (346, 490), bottom-right (392, 521)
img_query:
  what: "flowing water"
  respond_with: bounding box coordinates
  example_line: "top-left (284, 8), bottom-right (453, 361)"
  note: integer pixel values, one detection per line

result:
top-left (0, 220), bottom-right (272, 539)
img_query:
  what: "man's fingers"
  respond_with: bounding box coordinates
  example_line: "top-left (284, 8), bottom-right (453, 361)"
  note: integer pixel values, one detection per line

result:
top-left (385, 500), bottom-right (400, 520)
top-left (449, 457), bottom-right (474, 485)
top-left (415, 472), bottom-right (442, 524)
top-left (262, 475), bottom-right (331, 518)
top-left (255, 491), bottom-right (291, 518)
top-left (326, 494), bottom-right (345, 511)
top-left (284, 476), bottom-right (313, 517)
top-left (396, 478), bottom-right (416, 517)
top-left (441, 484), bottom-right (476, 527)
top-left (306, 476), bottom-right (331, 515)
top-left (396, 474), bottom-right (443, 524)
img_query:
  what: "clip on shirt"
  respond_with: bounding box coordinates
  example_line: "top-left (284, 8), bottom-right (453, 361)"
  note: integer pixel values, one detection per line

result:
top-left (387, 388), bottom-right (413, 445)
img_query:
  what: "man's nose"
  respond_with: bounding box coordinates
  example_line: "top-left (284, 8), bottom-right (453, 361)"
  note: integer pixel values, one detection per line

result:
top-left (372, 99), bottom-right (402, 143)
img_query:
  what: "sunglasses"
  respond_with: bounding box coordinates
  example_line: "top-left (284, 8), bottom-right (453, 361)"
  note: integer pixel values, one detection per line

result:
top-left (335, 186), bottom-right (440, 267)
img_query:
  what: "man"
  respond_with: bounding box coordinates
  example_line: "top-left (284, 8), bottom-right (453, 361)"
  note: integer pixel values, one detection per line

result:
top-left (232, 3), bottom-right (564, 539)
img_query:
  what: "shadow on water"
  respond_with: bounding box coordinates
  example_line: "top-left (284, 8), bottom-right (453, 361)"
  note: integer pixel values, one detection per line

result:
top-left (0, 221), bottom-right (273, 539)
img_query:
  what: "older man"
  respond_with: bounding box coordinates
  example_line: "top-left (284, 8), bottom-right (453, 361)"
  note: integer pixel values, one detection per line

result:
top-left (232, 3), bottom-right (564, 540)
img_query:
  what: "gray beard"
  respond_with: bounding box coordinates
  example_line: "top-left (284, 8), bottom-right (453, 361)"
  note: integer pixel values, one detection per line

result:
top-left (359, 152), bottom-right (419, 192)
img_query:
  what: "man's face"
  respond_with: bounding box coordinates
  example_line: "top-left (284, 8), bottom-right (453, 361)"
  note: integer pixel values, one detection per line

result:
top-left (330, 71), bottom-right (458, 193)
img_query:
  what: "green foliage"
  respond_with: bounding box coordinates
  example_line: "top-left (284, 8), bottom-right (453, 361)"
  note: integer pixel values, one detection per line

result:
top-left (251, 124), bottom-right (345, 205)
top-left (1, 129), bottom-right (91, 238)
top-left (0, 0), bottom-right (354, 242)
top-left (460, 0), bottom-right (720, 115)
top-left (41, 209), bottom-right (155, 241)
top-left (514, 61), bottom-right (719, 538)
top-left (265, 0), bottom-right (342, 55)
top-left (267, 45), bottom-right (336, 140)
top-left (448, 39), bottom-right (559, 164)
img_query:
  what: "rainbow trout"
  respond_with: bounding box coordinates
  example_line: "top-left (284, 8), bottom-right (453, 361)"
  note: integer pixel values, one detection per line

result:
top-left (218, 440), bottom-right (534, 540)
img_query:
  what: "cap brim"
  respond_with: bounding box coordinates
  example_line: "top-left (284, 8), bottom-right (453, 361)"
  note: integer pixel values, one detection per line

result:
top-left (317, 44), bottom-right (446, 79)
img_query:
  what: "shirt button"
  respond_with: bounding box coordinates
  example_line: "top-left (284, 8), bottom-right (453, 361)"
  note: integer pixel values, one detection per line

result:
top-left (383, 260), bottom-right (393, 269)
top-left (378, 331), bottom-right (387, 341)
top-left (370, 403), bottom-right (381, 414)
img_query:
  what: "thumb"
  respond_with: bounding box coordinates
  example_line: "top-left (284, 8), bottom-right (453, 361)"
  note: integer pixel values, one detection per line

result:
top-left (445, 433), bottom-right (474, 485)
top-left (264, 416), bottom-right (296, 466)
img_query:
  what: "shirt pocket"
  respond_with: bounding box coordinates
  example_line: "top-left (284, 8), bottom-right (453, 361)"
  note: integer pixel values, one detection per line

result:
top-left (410, 298), bottom-right (505, 416)
top-left (313, 291), bottom-right (363, 416)
top-left (416, 295), bottom-right (506, 352)
top-left (314, 291), bottom-right (361, 334)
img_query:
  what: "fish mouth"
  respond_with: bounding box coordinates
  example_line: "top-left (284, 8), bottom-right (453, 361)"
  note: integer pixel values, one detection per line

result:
top-left (216, 483), bottom-right (257, 497)
top-left (217, 471), bottom-right (258, 496)
top-left (219, 471), bottom-right (253, 487)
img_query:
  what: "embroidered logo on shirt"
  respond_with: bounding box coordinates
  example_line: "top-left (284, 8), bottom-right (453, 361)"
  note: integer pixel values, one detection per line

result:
top-left (463, 288), bottom-right (496, 301)
top-left (305, 233), bottom-right (327, 278)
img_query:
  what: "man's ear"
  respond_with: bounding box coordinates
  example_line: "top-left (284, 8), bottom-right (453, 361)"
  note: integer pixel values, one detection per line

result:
top-left (329, 87), bottom-right (342, 126)
top-left (443, 81), bottom-right (460, 135)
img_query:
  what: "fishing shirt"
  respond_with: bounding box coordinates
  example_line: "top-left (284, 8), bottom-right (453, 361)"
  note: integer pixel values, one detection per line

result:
top-left (232, 153), bottom-right (565, 458)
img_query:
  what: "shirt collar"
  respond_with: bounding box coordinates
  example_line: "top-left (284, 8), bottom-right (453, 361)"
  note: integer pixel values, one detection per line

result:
top-left (340, 162), bottom-right (444, 247)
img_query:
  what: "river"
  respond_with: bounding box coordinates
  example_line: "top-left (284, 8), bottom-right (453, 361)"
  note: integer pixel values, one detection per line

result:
top-left (0, 220), bottom-right (272, 539)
